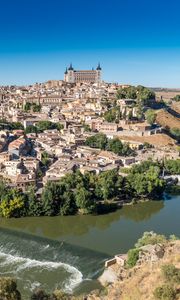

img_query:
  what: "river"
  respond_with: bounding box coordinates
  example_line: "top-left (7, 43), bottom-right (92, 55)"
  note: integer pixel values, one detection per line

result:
top-left (0, 193), bottom-right (179, 298)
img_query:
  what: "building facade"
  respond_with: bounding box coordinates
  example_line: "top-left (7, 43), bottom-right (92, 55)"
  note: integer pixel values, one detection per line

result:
top-left (64, 63), bottom-right (102, 84)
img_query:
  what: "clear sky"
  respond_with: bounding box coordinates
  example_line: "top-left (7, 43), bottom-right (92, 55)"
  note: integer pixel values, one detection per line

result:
top-left (1, 0), bottom-right (180, 87)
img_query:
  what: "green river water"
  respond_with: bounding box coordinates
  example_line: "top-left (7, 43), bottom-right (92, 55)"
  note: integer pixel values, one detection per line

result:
top-left (0, 193), bottom-right (179, 298)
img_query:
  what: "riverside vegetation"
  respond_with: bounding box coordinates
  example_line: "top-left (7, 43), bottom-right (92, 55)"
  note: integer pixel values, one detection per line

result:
top-left (0, 159), bottom-right (179, 218)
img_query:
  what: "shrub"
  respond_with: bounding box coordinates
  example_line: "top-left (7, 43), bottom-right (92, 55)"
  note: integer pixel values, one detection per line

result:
top-left (126, 248), bottom-right (140, 268)
top-left (0, 277), bottom-right (21, 300)
top-left (161, 264), bottom-right (180, 283)
top-left (135, 231), bottom-right (166, 248)
top-left (153, 285), bottom-right (176, 300)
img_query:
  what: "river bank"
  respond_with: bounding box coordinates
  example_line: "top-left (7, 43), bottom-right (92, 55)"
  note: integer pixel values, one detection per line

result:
top-left (0, 193), bottom-right (179, 298)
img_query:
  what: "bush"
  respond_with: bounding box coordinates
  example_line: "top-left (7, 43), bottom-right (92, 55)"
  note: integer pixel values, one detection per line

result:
top-left (126, 248), bottom-right (140, 268)
top-left (161, 264), bottom-right (180, 283)
top-left (135, 231), bottom-right (166, 248)
top-left (153, 285), bottom-right (176, 300)
top-left (0, 277), bottom-right (21, 300)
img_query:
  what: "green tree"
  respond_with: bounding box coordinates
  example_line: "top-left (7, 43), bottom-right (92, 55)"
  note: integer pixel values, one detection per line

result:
top-left (0, 189), bottom-right (27, 218)
top-left (126, 248), bottom-right (140, 268)
top-left (41, 151), bottom-right (51, 167)
top-left (36, 121), bottom-right (56, 132)
top-left (85, 133), bottom-right (108, 150)
top-left (25, 125), bottom-right (38, 134)
top-left (41, 182), bottom-right (64, 216)
top-left (75, 186), bottom-right (95, 214)
top-left (145, 109), bottom-right (156, 125)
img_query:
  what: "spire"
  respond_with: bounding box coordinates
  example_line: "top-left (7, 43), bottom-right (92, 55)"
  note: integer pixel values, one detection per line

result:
top-left (96, 62), bottom-right (102, 70)
top-left (68, 63), bottom-right (74, 71)
top-left (64, 67), bottom-right (68, 74)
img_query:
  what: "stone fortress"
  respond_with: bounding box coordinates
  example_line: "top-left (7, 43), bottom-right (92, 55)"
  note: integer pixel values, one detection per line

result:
top-left (64, 63), bottom-right (102, 84)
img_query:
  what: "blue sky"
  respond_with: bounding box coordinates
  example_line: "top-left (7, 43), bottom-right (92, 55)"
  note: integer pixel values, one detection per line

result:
top-left (1, 0), bottom-right (180, 87)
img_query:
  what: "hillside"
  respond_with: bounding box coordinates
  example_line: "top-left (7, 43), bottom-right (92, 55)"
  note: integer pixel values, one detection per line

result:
top-left (156, 109), bottom-right (180, 130)
top-left (87, 234), bottom-right (180, 300)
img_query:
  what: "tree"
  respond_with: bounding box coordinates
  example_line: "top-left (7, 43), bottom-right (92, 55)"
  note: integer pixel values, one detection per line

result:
top-left (36, 121), bottom-right (56, 132)
top-left (145, 109), bottom-right (156, 125)
top-left (85, 133), bottom-right (108, 150)
top-left (0, 193), bottom-right (27, 218)
top-left (126, 248), bottom-right (140, 268)
top-left (41, 182), bottom-right (64, 216)
top-left (0, 277), bottom-right (21, 300)
top-left (104, 107), bottom-right (120, 123)
top-left (96, 169), bottom-right (122, 200)
top-left (75, 186), bottom-right (95, 214)
top-left (25, 125), bottom-right (38, 134)
top-left (41, 151), bottom-right (51, 167)
top-left (26, 186), bottom-right (42, 216)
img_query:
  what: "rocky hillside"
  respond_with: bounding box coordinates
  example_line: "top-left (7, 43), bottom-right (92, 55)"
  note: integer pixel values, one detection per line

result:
top-left (87, 232), bottom-right (180, 300)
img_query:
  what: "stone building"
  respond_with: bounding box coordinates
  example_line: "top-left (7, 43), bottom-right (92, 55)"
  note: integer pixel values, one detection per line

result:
top-left (64, 63), bottom-right (102, 84)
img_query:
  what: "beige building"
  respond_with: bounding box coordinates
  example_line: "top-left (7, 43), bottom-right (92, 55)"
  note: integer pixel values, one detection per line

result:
top-left (64, 63), bottom-right (102, 84)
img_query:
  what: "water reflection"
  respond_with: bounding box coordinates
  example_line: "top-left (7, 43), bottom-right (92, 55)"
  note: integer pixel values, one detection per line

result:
top-left (0, 200), bottom-right (164, 238)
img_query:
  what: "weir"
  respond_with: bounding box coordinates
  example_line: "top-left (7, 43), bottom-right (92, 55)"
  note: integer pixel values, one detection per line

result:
top-left (0, 227), bottom-right (110, 298)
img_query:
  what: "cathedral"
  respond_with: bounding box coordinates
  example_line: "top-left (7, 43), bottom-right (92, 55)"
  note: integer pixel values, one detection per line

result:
top-left (64, 63), bottom-right (102, 83)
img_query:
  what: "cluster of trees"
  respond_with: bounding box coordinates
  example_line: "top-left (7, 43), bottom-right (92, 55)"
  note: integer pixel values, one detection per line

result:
top-left (24, 102), bottom-right (41, 112)
top-left (85, 133), bottom-right (135, 156)
top-left (0, 120), bottom-right (24, 131)
top-left (25, 121), bottom-right (64, 134)
top-left (0, 160), bottom-right (168, 218)
top-left (117, 85), bottom-right (155, 104)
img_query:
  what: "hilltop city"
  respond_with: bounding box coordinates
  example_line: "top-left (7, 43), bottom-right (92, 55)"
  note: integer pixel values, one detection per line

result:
top-left (0, 63), bottom-right (179, 217)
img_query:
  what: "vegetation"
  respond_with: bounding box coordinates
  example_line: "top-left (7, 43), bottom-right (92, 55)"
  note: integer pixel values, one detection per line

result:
top-left (0, 121), bottom-right (24, 131)
top-left (103, 106), bottom-right (121, 123)
top-left (85, 133), bottom-right (135, 156)
top-left (161, 264), bottom-right (180, 284)
top-left (173, 95), bottom-right (180, 102)
top-left (164, 159), bottom-right (180, 175)
top-left (0, 277), bottom-right (21, 300)
top-left (36, 121), bottom-right (63, 132)
top-left (0, 158), bottom-right (168, 218)
top-left (170, 127), bottom-right (180, 142)
top-left (117, 85), bottom-right (155, 105)
top-left (25, 125), bottom-right (38, 134)
top-left (153, 285), bottom-right (176, 300)
top-left (41, 151), bottom-right (51, 167)
top-left (24, 102), bottom-right (41, 112)
top-left (126, 248), bottom-right (140, 268)
top-left (135, 231), bottom-right (167, 248)
top-left (145, 109), bottom-right (157, 125)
